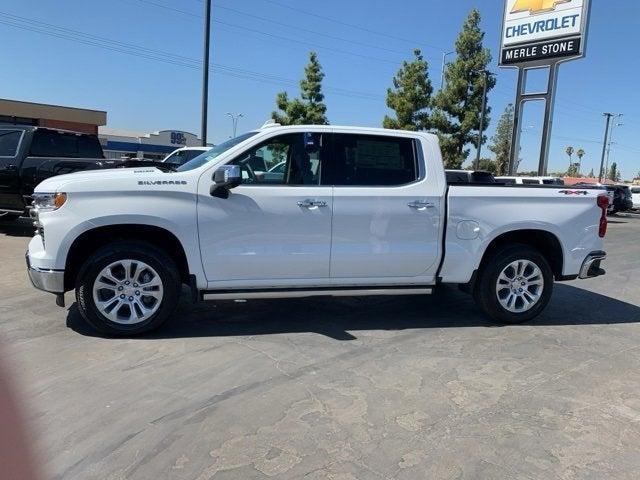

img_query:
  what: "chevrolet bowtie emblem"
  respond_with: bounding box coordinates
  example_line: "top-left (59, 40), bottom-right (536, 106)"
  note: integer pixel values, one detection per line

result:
top-left (511, 0), bottom-right (572, 14)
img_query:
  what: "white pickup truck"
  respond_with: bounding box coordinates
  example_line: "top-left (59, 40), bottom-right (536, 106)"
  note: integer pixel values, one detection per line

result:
top-left (26, 124), bottom-right (609, 335)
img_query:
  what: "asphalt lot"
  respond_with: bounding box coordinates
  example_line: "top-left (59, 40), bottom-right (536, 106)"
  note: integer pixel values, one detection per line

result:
top-left (1, 214), bottom-right (640, 480)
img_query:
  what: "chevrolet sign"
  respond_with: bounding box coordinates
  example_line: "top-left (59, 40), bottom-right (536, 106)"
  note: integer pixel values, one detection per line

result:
top-left (500, 0), bottom-right (590, 66)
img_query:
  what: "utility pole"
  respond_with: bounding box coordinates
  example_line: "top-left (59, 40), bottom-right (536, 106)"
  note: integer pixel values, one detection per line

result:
top-left (200, 0), bottom-right (212, 147)
top-left (598, 113), bottom-right (614, 183)
top-left (474, 71), bottom-right (489, 170)
top-left (226, 112), bottom-right (244, 137)
top-left (441, 51), bottom-right (455, 89)
top-left (604, 116), bottom-right (623, 181)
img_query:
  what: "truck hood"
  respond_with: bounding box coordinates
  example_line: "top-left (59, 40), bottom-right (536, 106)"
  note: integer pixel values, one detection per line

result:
top-left (34, 167), bottom-right (167, 193)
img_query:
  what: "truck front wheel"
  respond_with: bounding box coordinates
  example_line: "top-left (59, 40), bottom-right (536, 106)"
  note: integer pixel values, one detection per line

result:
top-left (474, 245), bottom-right (553, 324)
top-left (75, 241), bottom-right (181, 335)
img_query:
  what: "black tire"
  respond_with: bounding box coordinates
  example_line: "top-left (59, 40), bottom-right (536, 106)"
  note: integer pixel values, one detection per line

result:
top-left (473, 244), bottom-right (553, 324)
top-left (75, 241), bottom-right (181, 336)
top-left (0, 213), bottom-right (20, 222)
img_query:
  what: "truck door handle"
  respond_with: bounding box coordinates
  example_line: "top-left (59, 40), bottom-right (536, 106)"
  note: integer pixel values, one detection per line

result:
top-left (408, 201), bottom-right (435, 210)
top-left (2, 164), bottom-right (17, 172)
top-left (297, 199), bottom-right (327, 209)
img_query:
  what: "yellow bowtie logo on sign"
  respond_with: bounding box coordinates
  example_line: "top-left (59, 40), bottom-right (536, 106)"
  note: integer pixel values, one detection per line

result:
top-left (511, 0), bottom-right (572, 14)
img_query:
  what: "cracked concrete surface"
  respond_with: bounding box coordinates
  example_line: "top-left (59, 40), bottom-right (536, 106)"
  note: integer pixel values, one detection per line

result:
top-left (1, 214), bottom-right (639, 479)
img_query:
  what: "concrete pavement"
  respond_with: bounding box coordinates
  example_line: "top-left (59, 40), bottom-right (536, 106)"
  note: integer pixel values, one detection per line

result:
top-left (1, 214), bottom-right (639, 479)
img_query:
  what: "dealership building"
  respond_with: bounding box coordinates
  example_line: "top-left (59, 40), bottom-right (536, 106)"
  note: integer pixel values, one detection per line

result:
top-left (0, 98), bottom-right (106, 134)
top-left (98, 128), bottom-right (204, 160)
top-left (0, 97), bottom-right (204, 160)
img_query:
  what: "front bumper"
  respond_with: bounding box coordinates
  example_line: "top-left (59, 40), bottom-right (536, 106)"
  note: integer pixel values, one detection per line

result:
top-left (26, 252), bottom-right (65, 293)
top-left (579, 251), bottom-right (606, 279)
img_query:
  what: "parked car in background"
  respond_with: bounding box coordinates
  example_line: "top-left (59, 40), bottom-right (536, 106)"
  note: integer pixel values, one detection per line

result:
top-left (0, 125), bottom-right (115, 220)
top-left (445, 170), bottom-right (496, 184)
top-left (612, 185), bottom-right (634, 213)
top-left (632, 186), bottom-right (640, 209)
top-left (162, 146), bottom-right (211, 167)
top-left (26, 124), bottom-right (609, 335)
top-left (495, 176), bottom-right (565, 186)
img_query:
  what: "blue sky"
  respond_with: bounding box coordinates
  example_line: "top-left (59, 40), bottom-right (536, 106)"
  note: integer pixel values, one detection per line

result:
top-left (1, 0), bottom-right (638, 179)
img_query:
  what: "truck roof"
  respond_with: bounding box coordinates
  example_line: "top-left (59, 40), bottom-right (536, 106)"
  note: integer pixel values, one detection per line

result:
top-left (255, 122), bottom-right (439, 140)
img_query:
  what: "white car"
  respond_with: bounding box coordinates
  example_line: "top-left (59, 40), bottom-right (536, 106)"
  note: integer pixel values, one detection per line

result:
top-left (26, 124), bottom-right (609, 335)
top-left (632, 186), bottom-right (640, 209)
top-left (162, 146), bottom-right (211, 166)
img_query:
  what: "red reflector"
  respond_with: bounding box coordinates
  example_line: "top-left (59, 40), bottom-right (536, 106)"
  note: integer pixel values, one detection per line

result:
top-left (597, 195), bottom-right (609, 209)
top-left (597, 195), bottom-right (608, 238)
top-left (599, 216), bottom-right (607, 238)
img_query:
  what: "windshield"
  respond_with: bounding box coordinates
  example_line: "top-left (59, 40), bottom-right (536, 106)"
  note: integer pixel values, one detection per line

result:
top-left (176, 132), bottom-right (259, 172)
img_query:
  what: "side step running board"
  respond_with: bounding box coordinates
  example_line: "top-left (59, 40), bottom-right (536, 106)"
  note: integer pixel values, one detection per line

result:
top-left (202, 286), bottom-right (433, 301)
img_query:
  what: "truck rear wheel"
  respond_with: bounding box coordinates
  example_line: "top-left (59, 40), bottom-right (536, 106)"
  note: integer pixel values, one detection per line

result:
top-left (75, 241), bottom-right (181, 335)
top-left (474, 245), bottom-right (553, 324)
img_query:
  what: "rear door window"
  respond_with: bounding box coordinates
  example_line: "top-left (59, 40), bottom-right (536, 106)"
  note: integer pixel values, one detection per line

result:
top-left (328, 134), bottom-right (418, 186)
top-left (30, 130), bottom-right (101, 158)
top-left (0, 130), bottom-right (23, 157)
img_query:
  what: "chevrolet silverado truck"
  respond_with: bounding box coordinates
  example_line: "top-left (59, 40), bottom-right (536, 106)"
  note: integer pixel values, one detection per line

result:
top-left (0, 125), bottom-right (115, 220)
top-left (25, 124), bottom-right (609, 335)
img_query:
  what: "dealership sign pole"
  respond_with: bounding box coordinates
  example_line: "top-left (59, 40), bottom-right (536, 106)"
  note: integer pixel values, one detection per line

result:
top-left (500, 0), bottom-right (591, 175)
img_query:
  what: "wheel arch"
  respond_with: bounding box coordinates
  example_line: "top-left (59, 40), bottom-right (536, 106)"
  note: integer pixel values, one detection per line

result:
top-left (478, 229), bottom-right (565, 281)
top-left (64, 224), bottom-right (190, 291)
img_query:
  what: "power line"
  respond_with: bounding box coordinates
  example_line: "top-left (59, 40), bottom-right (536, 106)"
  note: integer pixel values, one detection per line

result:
top-left (129, 0), bottom-right (402, 65)
top-left (256, 0), bottom-right (448, 52)
top-left (0, 11), bottom-right (384, 102)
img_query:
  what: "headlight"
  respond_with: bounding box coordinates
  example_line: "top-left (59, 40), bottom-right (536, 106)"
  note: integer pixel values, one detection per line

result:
top-left (32, 192), bottom-right (67, 212)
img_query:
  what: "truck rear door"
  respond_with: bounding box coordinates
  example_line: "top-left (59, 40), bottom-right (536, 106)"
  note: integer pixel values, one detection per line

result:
top-left (0, 128), bottom-right (26, 211)
top-left (327, 132), bottom-right (442, 280)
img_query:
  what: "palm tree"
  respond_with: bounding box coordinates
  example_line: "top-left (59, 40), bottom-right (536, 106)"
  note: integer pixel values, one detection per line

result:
top-left (565, 146), bottom-right (574, 171)
top-left (576, 148), bottom-right (585, 176)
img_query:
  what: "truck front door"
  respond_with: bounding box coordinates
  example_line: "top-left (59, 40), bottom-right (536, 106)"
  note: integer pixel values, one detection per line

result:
top-left (327, 133), bottom-right (442, 281)
top-left (198, 132), bottom-right (333, 284)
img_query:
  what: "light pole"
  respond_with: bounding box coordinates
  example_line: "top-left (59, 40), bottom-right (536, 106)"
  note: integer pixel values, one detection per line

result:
top-left (604, 117), bottom-right (623, 181)
top-left (441, 51), bottom-right (455, 89)
top-left (598, 113), bottom-right (615, 183)
top-left (200, 0), bottom-right (212, 147)
top-left (226, 112), bottom-right (244, 138)
top-left (474, 71), bottom-right (491, 171)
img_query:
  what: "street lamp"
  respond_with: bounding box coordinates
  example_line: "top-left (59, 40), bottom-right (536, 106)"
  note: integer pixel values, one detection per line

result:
top-left (226, 112), bottom-right (244, 138)
top-left (441, 51), bottom-right (455, 89)
top-left (605, 119), bottom-right (623, 181)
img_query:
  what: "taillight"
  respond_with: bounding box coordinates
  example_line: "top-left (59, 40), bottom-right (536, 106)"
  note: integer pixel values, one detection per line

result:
top-left (597, 195), bottom-right (609, 238)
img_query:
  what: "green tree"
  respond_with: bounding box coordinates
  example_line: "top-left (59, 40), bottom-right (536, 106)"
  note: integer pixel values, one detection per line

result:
top-left (567, 163), bottom-right (580, 177)
top-left (588, 168), bottom-right (595, 178)
top-left (272, 52), bottom-right (328, 125)
top-left (383, 49), bottom-right (433, 131)
top-left (472, 158), bottom-right (497, 174)
top-left (488, 104), bottom-right (514, 176)
top-left (576, 148), bottom-right (585, 175)
top-left (565, 146), bottom-right (574, 170)
top-left (608, 162), bottom-right (620, 182)
top-left (430, 9), bottom-right (496, 168)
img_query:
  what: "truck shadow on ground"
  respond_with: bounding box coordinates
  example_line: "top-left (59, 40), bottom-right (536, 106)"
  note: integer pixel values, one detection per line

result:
top-left (0, 218), bottom-right (33, 238)
top-left (66, 283), bottom-right (640, 340)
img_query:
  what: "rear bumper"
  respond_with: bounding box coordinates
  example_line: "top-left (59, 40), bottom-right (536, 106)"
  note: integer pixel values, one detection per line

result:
top-left (26, 252), bottom-right (65, 293)
top-left (579, 251), bottom-right (606, 279)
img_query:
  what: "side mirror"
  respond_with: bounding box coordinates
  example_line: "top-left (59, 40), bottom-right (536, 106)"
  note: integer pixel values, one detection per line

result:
top-left (211, 165), bottom-right (242, 198)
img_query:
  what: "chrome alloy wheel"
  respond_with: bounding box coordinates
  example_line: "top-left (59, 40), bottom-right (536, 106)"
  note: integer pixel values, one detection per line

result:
top-left (92, 260), bottom-right (164, 324)
top-left (496, 259), bottom-right (544, 313)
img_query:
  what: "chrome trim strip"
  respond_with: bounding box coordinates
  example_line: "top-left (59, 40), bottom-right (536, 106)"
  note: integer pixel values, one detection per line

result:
top-left (579, 251), bottom-right (606, 279)
top-left (26, 253), bottom-right (65, 293)
top-left (203, 288), bottom-right (432, 301)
